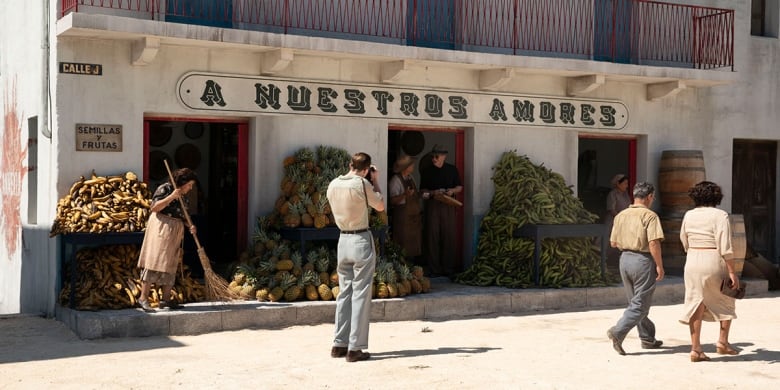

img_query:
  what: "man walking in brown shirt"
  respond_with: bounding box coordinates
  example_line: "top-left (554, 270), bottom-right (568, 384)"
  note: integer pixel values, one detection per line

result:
top-left (606, 181), bottom-right (665, 355)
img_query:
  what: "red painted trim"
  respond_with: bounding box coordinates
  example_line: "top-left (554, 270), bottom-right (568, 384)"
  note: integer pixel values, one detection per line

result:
top-left (237, 123), bottom-right (249, 253)
top-left (145, 116), bottom-right (246, 124)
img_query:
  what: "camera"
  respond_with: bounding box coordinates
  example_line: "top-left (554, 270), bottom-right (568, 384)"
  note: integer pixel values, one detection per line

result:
top-left (364, 166), bottom-right (376, 182)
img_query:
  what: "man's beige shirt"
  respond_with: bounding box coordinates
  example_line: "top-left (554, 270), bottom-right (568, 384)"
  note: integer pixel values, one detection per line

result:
top-left (326, 174), bottom-right (384, 231)
top-left (609, 204), bottom-right (664, 252)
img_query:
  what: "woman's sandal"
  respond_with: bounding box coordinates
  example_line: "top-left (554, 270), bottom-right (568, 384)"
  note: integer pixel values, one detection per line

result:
top-left (716, 342), bottom-right (739, 355)
top-left (690, 350), bottom-right (711, 362)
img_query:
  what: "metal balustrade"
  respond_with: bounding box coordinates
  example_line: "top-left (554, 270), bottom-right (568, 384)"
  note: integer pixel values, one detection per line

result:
top-left (60, 0), bottom-right (734, 70)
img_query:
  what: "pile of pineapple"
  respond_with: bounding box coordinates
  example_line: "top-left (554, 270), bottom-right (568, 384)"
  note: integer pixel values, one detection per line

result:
top-left (269, 146), bottom-right (351, 229)
top-left (230, 144), bottom-right (428, 302)
top-left (229, 218), bottom-right (431, 302)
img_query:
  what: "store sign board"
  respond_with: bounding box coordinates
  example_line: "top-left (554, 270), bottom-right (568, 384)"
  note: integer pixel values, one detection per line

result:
top-left (75, 124), bottom-right (122, 152)
top-left (60, 62), bottom-right (103, 76)
top-left (177, 72), bottom-right (628, 130)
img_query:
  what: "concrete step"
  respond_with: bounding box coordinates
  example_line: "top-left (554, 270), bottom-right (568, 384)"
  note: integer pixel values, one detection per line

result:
top-left (55, 276), bottom-right (769, 339)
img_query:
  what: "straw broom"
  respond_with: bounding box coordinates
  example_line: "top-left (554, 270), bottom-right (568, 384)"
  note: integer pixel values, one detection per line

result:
top-left (164, 160), bottom-right (239, 301)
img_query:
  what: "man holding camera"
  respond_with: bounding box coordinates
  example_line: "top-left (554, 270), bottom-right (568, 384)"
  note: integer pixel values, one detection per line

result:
top-left (420, 145), bottom-right (462, 277)
top-left (326, 152), bottom-right (384, 362)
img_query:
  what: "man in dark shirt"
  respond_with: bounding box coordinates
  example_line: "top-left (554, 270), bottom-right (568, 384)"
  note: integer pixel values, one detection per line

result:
top-left (420, 145), bottom-right (462, 277)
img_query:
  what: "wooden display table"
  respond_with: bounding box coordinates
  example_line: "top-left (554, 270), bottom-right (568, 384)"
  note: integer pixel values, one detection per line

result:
top-left (59, 232), bottom-right (145, 308)
top-left (514, 224), bottom-right (608, 286)
top-left (279, 226), bottom-right (388, 257)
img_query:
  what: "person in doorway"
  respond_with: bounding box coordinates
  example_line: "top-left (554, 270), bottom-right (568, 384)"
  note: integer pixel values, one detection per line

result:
top-left (420, 144), bottom-right (462, 278)
top-left (679, 181), bottom-right (740, 362)
top-left (605, 174), bottom-right (632, 267)
top-left (326, 152), bottom-right (385, 362)
top-left (137, 168), bottom-right (198, 312)
top-left (607, 181), bottom-right (665, 355)
top-left (606, 174), bottom-right (631, 225)
top-left (389, 155), bottom-right (423, 262)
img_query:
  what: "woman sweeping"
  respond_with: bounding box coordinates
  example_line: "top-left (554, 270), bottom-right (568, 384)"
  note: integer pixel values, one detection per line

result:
top-left (137, 168), bottom-right (198, 312)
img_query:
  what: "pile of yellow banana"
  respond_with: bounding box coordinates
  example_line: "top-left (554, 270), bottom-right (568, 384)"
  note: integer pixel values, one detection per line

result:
top-left (58, 244), bottom-right (205, 310)
top-left (50, 171), bottom-right (152, 236)
top-left (455, 151), bottom-right (608, 289)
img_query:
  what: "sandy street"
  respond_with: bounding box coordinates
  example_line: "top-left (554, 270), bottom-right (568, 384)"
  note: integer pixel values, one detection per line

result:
top-left (2, 292), bottom-right (779, 389)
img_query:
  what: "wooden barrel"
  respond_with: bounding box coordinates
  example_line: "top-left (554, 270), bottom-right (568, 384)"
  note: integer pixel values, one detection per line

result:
top-left (660, 216), bottom-right (685, 257)
top-left (661, 216), bottom-right (686, 275)
top-left (658, 150), bottom-right (705, 216)
top-left (730, 214), bottom-right (746, 277)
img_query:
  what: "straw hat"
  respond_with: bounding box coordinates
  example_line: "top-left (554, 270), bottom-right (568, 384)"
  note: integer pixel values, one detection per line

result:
top-left (393, 155), bottom-right (416, 174)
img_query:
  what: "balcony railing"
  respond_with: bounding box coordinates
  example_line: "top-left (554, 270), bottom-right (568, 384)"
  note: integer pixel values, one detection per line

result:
top-left (60, 0), bottom-right (734, 71)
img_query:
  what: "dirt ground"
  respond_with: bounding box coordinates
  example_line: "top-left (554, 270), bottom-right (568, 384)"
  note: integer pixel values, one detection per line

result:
top-left (2, 292), bottom-right (779, 389)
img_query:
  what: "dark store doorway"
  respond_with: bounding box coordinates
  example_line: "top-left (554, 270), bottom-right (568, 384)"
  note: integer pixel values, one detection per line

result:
top-left (578, 136), bottom-right (635, 222)
top-left (144, 119), bottom-right (247, 277)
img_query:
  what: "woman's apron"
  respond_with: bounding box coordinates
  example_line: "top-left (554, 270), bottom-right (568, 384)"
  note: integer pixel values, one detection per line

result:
top-left (392, 175), bottom-right (423, 257)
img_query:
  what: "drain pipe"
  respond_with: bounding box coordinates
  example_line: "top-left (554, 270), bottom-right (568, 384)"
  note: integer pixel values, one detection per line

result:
top-left (41, 0), bottom-right (51, 139)
top-left (42, 0), bottom-right (55, 317)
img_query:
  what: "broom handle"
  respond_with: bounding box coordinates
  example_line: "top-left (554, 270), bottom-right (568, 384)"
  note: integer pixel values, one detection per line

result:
top-left (163, 160), bottom-right (203, 250)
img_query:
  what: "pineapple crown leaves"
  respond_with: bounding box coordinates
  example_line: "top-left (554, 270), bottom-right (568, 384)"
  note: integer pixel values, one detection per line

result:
top-left (298, 191), bottom-right (313, 206)
top-left (235, 263), bottom-right (256, 280)
top-left (294, 147), bottom-right (316, 162)
top-left (306, 249), bottom-right (319, 264)
top-left (302, 269), bottom-right (319, 285)
top-left (279, 272), bottom-right (297, 290)
top-left (315, 255), bottom-right (330, 273)
top-left (257, 259), bottom-right (275, 274)
top-left (283, 162), bottom-right (303, 179)
top-left (394, 261), bottom-right (412, 280)
top-left (290, 251), bottom-right (303, 267)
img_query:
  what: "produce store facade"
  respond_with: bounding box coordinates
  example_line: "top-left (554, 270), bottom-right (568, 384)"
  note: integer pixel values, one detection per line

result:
top-left (2, 0), bottom-right (779, 316)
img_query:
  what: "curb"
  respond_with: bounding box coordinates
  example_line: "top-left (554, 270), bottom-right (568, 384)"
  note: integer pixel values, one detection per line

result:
top-left (55, 276), bottom-right (769, 339)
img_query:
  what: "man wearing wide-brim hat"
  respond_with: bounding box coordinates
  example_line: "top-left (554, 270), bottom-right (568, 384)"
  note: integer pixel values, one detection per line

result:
top-left (389, 155), bottom-right (422, 260)
top-left (419, 144), bottom-right (463, 277)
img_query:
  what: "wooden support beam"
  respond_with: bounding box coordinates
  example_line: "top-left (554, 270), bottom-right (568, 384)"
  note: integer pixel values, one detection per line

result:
top-left (479, 68), bottom-right (513, 91)
top-left (261, 48), bottom-right (294, 75)
top-left (131, 37), bottom-right (160, 66)
top-left (647, 80), bottom-right (686, 101)
top-left (381, 60), bottom-right (410, 83)
top-left (566, 74), bottom-right (605, 96)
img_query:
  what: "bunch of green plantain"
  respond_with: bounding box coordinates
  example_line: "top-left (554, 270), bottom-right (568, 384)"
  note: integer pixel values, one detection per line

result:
top-left (455, 151), bottom-right (608, 288)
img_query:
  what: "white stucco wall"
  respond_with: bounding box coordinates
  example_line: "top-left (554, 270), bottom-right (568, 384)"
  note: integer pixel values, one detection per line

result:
top-left (0, 0), bottom-right (59, 315)
top-left (5, 0), bottom-right (780, 314)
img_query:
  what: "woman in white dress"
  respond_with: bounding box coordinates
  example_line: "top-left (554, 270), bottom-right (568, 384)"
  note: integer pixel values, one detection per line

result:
top-left (679, 181), bottom-right (740, 362)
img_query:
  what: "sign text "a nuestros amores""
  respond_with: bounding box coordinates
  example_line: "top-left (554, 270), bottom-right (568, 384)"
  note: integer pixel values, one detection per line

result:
top-left (177, 73), bottom-right (628, 130)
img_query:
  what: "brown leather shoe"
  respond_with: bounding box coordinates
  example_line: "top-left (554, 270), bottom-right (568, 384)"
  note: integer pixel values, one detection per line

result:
top-left (330, 346), bottom-right (347, 358)
top-left (346, 350), bottom-right (370, 362)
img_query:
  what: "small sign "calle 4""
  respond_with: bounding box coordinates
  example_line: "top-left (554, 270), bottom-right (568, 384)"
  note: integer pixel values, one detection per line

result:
top-left (59, 62), bottom-right (102, 76)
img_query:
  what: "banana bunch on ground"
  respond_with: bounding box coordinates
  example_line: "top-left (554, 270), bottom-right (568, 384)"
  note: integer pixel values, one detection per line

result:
top-left (58, 244), bottom-right (205, 310)
top-left (455, 151), bottom-right (609, 288)
top-left (50, 171), bottom-right (152, 236)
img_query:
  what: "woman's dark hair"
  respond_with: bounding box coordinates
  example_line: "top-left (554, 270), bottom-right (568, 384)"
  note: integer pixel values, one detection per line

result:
top-left (172, 168), bottom-right (197, 187)
top-left (688, 181), bottom-right (723, 207)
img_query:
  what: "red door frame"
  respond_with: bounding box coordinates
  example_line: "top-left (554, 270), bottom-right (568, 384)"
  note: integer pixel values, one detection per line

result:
top-left (143, 117), bottom-right (249, 254)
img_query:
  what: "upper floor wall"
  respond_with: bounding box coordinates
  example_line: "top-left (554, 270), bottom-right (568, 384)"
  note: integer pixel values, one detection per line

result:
top-left (60, 0), bottom-right (735, 71)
